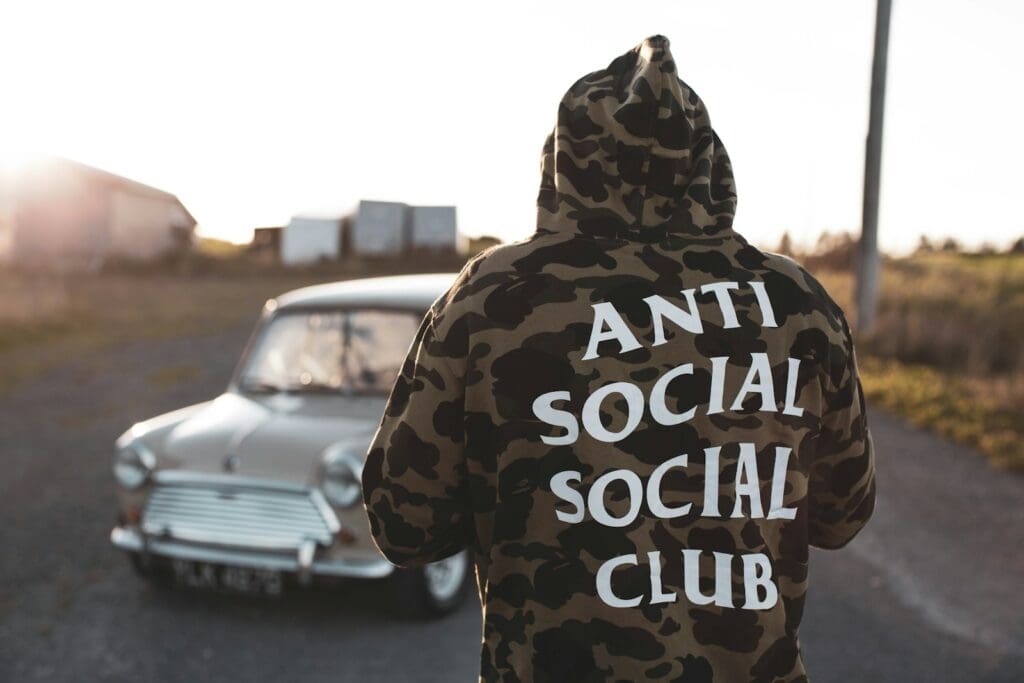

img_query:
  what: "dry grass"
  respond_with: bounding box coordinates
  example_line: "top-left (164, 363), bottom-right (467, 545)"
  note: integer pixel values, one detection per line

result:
top-left (147, 363), bottom-right (203, 389)
top-left (0, 252), bottom-right (470, 393)
top-left (814, 252), bottom-right (1024, 470)
top-left (816, 252), bottom-right (1024, 374)
top-left (0, 272), bottom-right (72, 327)
top-left (860, 358), bottom-right (1023, 470)
top-left (0, 271), bottom-right (337, 392)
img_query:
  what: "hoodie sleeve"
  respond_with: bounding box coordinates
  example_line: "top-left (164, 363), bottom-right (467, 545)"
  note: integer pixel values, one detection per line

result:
top-left (361, 304), bottom-right (472, 567)
top-left (808, 316), bottom-right (877, 549)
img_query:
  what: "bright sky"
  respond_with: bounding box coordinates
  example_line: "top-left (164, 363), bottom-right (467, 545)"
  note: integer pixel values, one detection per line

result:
top-left (1, 0), bottom-right (1021, 254)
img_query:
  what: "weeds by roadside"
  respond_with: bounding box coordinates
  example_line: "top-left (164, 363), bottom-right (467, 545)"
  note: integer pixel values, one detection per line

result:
top-left (860, 358), bottom-right (1023, 470)
top-left (814, 251), bottom-right (1024, 471)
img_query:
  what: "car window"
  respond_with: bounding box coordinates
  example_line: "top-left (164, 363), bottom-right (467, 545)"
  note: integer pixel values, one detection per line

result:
top-left (238, 309), bottom-right (422, 395)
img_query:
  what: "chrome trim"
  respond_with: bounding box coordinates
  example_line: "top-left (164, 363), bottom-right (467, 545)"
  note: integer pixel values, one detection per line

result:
top-left (320, 446), bottom-right (364, 508)
top-left (111, 526), bottom-right (394, 579)
top-left (147, 471), bottom-right (342, 532)
top-left (142, 479), bottom-right (337, 551)
top-left (152, 470), bottom-right (310, 493)
top-left (298, 539), bottom-right (316, 569)
top-left (134, 441), bottom-right (157, 470)
top-left (112, 525), bottom-right (145, 551)
top-left (114, 441), bottom-right (157, 490)
top-left (297, 539), bottom-right (316, 585)
top-left (307, 488), bottom-right (341, 533)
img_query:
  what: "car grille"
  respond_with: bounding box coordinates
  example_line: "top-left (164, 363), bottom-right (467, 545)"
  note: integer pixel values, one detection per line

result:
top-left (142, 481), bottom-right (336, 551)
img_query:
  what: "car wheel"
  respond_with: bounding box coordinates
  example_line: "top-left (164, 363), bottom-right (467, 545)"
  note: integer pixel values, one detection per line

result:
top-left (392, 551), bottom-right (473, 618)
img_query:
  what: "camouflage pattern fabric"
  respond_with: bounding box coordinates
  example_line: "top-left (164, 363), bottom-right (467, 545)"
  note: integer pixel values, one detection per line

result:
top-left (363, 34), bottom-right (876, 682)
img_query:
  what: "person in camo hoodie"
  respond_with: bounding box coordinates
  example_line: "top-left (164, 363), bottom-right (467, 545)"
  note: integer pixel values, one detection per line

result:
top-left (362, 34), bottom-right (876, 683)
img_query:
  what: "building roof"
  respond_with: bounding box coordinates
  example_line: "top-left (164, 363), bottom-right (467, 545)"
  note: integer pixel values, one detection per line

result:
top-left (274, 273), bottom-right (457, 312)
top-left (23, 157), bottom-right (198, 227)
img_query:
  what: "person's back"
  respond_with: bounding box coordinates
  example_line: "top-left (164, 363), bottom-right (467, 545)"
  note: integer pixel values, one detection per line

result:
top-left (362, 34), bottom-right (876, 682)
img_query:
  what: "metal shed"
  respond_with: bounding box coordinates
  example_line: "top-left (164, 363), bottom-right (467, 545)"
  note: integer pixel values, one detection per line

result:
top-left (281, 216), bottom-right (343, 265)
top-left (409, 205), bottom-right (457, 252)
top-left (0, 157), bottom-right (196, 269)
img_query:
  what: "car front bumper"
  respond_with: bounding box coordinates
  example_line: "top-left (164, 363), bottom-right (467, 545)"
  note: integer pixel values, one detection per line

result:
top-left (111, 525), bottom-right (395, 581)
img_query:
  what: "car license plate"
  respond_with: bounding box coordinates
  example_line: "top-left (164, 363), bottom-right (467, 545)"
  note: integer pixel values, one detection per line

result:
top-left (171, 559), bottom-right (283, 596)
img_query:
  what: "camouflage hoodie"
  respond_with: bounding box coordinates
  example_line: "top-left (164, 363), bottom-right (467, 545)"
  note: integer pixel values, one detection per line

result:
top-left (363, 34), bottom-right (876, 683)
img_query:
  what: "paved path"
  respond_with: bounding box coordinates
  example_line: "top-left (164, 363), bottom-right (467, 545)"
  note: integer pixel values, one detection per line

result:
top-left (1, 325), bottom-right (1021, 682)
top-left (801, 409), bottom-right (1024, 682)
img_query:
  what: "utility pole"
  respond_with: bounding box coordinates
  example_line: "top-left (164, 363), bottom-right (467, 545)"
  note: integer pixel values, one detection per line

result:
top-left (856, 0), bottom-right (892, 333)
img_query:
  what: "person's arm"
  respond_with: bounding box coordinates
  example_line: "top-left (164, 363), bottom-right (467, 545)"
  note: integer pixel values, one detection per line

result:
top-left (361, 306), bottom-right (471, 566)
top-left (808, 316), bottom-right (877, 549)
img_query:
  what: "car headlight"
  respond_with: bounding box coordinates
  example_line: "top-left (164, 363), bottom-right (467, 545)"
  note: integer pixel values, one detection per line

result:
top-left (321, 447), bottom-right (363, 508)
top-left (113, 442), bottom-right (155, 490)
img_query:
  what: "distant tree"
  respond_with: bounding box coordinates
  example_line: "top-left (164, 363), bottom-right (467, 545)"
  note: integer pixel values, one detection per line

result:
top-left (1011, 237), bottom-right (1024, 253)
top-left (940, 237), bottom-right (961, 253)
top-left (467, 235), bottom-right (503, 256)
top-left (805, 231), bottom-right (858, 272)
top-left (914, 235), bottom-right (934, 254)
top-left (776, 231), bottom-right (794, 256)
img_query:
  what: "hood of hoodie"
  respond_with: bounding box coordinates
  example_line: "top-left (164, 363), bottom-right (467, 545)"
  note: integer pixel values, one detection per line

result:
top-left (537, 35), bottom-right (737, 242)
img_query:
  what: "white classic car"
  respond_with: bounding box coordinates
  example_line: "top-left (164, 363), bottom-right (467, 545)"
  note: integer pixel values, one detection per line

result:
top-left (109, 273), bottom-right (473, 616)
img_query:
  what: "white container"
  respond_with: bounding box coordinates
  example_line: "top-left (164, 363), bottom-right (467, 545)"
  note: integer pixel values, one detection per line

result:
top-left (409, 205), bottom-right (457, 252)
top-left (351, 200), bottom-right (407, 256)
top-left (281, 216), bottom-right (341, 265)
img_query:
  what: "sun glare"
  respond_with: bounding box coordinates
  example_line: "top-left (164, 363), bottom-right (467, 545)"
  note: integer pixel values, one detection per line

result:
top-left (0, 139), bottom-right (45, 178)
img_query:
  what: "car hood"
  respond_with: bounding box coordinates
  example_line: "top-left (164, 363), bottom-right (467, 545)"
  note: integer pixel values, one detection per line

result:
top-left (151, 391), bottom-right (388, 485)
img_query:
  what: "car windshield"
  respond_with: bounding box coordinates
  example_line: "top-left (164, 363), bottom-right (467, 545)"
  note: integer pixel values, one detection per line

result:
top-left (237, 308), bottom-right (422, 395)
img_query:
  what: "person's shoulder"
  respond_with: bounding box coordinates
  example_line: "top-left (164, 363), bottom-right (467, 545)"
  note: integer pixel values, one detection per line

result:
top-left (431, 233), bottom-right (551, 314)
top-left (464, 233), bottom-right (555, 278)
top-left (741, 244), bottom-right (850, 337)
top-left (424, 235), bottom-right (559, 354)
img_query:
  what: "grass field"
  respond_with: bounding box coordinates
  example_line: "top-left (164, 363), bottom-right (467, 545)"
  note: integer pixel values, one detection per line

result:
top-left (814, 252), bottom-right (1024, 470)
top-left (2, 250), bottom-right (1021, 469)
top-left (0, 270), bottom-right (338, 391)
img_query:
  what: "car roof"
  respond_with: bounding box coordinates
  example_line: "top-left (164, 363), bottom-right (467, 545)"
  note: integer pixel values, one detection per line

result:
top-left (273, 272), bottom-right (459, 312)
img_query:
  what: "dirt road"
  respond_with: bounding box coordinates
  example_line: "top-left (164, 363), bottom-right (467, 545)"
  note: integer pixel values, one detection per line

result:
top-left (1, 322), bottom-right (1021, 682)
